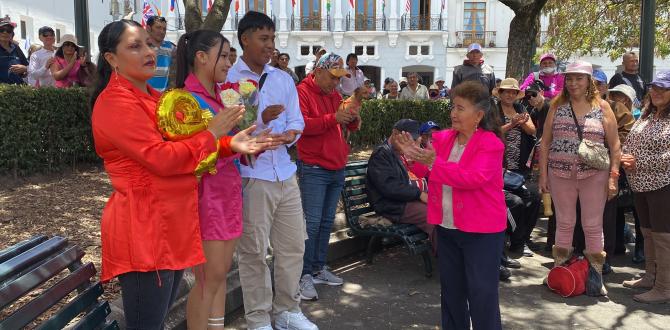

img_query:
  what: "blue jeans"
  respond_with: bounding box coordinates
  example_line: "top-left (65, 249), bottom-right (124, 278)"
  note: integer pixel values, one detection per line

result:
top-left (297, 161), bottom-right (345, 276)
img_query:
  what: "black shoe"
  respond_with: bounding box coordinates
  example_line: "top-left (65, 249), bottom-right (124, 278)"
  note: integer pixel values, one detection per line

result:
top-left (499, 265), bottom-right (511, 281)
top-left (522, 244), bottom-right (534, 257)
top-left (501, 255), bottom-right (521, 269)
top-left (602, 262), bottom-right (613, 275)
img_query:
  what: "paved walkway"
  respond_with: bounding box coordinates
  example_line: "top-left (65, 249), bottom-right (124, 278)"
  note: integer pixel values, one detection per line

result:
top-left (227, 217), bottom-right (670, 329)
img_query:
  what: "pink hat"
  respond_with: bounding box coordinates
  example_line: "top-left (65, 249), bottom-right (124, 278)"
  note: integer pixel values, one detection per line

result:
top-left (539, 53), bottom-right (556, 62)
top-left (562, 60), bottom-right (593, 76)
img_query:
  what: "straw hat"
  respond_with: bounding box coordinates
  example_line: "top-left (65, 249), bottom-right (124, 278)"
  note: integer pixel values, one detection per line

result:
top-left (493, 78), bottom-right (525, 99)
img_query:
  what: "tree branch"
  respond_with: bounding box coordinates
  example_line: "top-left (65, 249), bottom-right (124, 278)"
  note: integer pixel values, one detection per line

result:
top-left (203, 0), bottom-right (233, 31)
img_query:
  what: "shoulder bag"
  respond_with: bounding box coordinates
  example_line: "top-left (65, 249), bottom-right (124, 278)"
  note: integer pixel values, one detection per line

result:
top-left (569, 103), bottom-right (610, 170)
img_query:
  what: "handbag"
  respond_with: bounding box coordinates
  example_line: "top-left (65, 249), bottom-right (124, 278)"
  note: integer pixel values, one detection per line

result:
top-left (503, 170), bottom-right (525, 191)
top-left (547, 256), bottom-right (589, 297)
top-left (569, 103), bottom-right (610, 170)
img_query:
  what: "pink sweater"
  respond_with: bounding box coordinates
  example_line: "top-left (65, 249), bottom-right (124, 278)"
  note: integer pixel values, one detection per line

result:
top-left (520, 72), bottom-right (564, 100)
top-left (426, 128), bottom-right (507, 233)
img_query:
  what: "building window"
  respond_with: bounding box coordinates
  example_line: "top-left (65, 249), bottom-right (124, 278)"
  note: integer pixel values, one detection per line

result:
top-left (408, 44), bottom-right (430, 56)
top-left (301, 45), bottom-right (311, 56)
top-left (409, 45), bottom-right (418, 56)
top-left (420, 45), bottom-right (430, 55)
top-left (366, 46), bottom-right (375, 55)
top-left (463, 2), bottom-right (486, 44)
top-left (355, 46), bottom-right (364, 56)
top-left (246, 0), bottom-right (265, 12)
top-left (355, 0), bottom-right (376, 31)
top-left (300, 0), bottom-right (321, 30)
top-left (20, 20), bottom-right (27, 39)
top-left (300, 45), bottom-right (324, 57)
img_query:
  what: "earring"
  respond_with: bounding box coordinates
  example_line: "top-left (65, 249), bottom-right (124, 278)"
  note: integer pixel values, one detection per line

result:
top-left (114, 67), bottom-right (119, 82)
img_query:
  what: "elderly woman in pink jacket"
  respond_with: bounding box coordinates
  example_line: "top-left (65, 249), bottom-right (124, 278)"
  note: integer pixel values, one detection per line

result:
top-left (399, 80), bottom-right (506, 330)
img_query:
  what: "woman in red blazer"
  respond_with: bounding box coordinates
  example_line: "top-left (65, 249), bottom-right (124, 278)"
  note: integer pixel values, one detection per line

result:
top-left (400, 81), bottom-right (506, 330)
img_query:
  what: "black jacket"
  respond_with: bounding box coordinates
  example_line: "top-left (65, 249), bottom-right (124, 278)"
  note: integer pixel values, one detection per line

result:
top-left (366, 141), bottom-right (421, 220)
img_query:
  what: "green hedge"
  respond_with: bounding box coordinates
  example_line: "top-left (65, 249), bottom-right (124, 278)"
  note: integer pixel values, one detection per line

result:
top-left (0, 86), bottom-right (449, 176)
top-left (349, 99), bottom-right (452, 147)
top-left (0, 85), bottom-right (97, 176)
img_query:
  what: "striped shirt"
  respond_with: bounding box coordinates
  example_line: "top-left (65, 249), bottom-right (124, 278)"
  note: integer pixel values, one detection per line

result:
top-left (147, 40), bottom-right (175, 92)
top-left (548, 103), bottom-right (606, 179)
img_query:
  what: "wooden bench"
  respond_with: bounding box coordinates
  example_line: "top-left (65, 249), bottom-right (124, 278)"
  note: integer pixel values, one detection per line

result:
top-left (0, 235), bottom-right (119, 330)
top-left (341, 161), bottom-right (433, 277)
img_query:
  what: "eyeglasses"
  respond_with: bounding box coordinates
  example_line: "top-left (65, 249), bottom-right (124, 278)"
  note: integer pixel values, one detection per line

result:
top-left (650, 85), bottom-right (670, 93)
top-left (526, 91), bottom-right (538, 98)
top-left (0, 28), bottom-right (13, 34)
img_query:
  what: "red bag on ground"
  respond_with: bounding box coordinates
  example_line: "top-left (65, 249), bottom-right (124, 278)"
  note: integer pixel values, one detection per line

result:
top-left (547, 256), bottom-right (589, 297)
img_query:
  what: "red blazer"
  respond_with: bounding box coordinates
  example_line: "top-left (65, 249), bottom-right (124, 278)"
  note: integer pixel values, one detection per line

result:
top-left (426, 128), bottom-right (507, 233)
top-left (92, 73), bottom-right (223, 281)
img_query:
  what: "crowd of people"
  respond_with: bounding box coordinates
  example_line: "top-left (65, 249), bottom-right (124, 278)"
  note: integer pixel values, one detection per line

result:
top-left (2, 9), bottom-right (670, 330)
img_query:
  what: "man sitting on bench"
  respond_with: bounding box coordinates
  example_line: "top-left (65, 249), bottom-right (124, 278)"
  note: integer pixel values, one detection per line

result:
top-left (367, 119), bottom-right (435, 249)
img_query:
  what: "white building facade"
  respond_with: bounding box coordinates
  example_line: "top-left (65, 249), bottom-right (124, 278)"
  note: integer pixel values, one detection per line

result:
top-left (3, 0), bottom-right (669, 89)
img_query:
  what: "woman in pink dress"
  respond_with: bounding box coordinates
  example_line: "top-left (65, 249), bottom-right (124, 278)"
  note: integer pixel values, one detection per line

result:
top-left (174, 29), bottom-right (279, 329)
top-left (49, 34), bottom-right (84, 88)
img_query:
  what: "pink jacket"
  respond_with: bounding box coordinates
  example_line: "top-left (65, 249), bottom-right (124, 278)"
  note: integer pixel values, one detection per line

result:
top-left (426, 128), bottom-right (507, 233)
top-left (520, 71), bottom-right (564, 100)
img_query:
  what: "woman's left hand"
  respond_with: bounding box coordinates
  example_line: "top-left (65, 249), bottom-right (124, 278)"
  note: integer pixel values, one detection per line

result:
top-left (397, 132), bottom-right (436, 167)
top-left (230, 126), bottom-right (283, 154)
top-left (607, 177), bottom-right (618, 201)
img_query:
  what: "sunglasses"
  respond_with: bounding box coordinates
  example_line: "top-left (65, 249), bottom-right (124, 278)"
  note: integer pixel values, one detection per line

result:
top-left (0, 28), bottom-right (13, 34)
top-left (526, 91), bottom-right (538, 98)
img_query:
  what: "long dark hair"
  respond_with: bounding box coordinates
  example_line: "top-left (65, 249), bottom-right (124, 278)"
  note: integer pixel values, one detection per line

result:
top-left (175, 30), bottom-right (228, 88)
top-left (89, 19), bottom-right (142, 109)
top-left (450, 81), bottom-right (503, 139)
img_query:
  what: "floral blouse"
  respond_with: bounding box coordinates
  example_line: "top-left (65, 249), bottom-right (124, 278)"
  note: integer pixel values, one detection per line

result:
top-left (624, 111), bottom-right (670, 192)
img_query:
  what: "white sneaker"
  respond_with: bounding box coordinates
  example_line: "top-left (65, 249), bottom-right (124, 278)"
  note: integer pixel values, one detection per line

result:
top-left (299, 274), bottom-right (318, 301)
top-left (312, 266), bottom-right (343, 286)
top-left (274, 311), bottom-right (318, 330)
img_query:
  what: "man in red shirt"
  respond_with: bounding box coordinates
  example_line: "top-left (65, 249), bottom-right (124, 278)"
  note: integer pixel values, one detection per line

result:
top-left (296, 53), bottom-right (361, 301)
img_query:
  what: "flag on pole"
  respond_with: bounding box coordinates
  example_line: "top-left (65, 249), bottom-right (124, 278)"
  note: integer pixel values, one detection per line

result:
top-left (441, 0), bottom-right (445, 11)
top-left (326, 0), bottom-right (331, 13)
top-left (235, 0), bottom-right (239, 12)
top-left (382, 0), bottom-right (386, 12)
top-left (405, 0), bottom-right (411, 14)
top-left (170, 0), bottom-right (176, 12)
top-left (291, 0), bottom-right (295, 8)
top-left (151, 0), bottom-right (162, 16)
top-left (349, 0), bottom-right (354, 8)
top-left (141, 0), bottom-right (156, 27)
top-left (207, 0), bottom-right (213, 11)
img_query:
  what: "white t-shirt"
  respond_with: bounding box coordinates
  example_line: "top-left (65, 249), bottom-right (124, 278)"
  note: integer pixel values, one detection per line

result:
top-left (28, 48), bottom-right (55, 87)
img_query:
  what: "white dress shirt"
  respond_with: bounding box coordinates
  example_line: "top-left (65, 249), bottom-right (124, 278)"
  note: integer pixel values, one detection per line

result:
top-left (227, 58), bottom-right (305, 182)
top-left (338, 67), bottom-right (365, 96)
top-left (27, 48), bottom-right (55, 87)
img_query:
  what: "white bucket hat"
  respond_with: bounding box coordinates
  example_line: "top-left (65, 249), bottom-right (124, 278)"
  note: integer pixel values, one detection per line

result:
top-left (608, 84), bottom-right (637, 105)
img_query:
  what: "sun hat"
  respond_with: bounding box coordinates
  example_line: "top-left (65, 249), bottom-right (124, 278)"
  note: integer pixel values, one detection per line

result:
top-left (649, 70), bottom-right (670, 89)
top-left (494, 78), bottom-right (525, 99)
top-left (393, 119), bottom-right (421, 140)
top-left (429, 84), bottom-right (439, 90)
top-left (419, 121), bottom-right (441, 135)
top-left (467, 43), bottom-right (482, 54)
top-left (435, 77), bottom-right (445, 83)
top-left (562, 60), bottom-right (593, 76)
top-left (539, 53), bottom-right (557, 63)
top-left (608, 84), bottom-right (637, 105)
top-left (57, 34), bottom-right (82, 48)
top-left (315, 52), bottom-right (350, 78)
top-left (592, 69), bottom-right (608, 84)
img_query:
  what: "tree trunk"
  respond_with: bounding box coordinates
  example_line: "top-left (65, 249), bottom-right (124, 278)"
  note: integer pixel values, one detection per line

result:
top-left (500, 0), bottom-right (548, 80)
top-left (183, 0), bottom-right (232, 32)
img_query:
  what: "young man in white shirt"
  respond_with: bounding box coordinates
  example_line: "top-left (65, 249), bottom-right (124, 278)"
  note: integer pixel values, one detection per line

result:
top-left (27, 26), bottom-right (56, 87)
top-left (227, 11), bottom-right (316, 330)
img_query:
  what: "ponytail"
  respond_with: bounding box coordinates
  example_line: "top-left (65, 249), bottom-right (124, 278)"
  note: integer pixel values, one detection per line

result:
top-left (174, 30), bottom-right (228, 88)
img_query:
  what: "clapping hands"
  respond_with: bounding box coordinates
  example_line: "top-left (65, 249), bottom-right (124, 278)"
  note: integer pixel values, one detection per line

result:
top-left (395, 131), bottom-right (436, 167)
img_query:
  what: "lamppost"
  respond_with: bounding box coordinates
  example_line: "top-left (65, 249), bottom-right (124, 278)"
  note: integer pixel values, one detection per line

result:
top-left (74, 0), bottom-right (90, 53)
top-left (639, 0), bottom-right (656, 83)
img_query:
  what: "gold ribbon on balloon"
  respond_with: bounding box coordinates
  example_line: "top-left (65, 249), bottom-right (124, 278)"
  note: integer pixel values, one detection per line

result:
top-left (156, 89), bottom-right (219, 178)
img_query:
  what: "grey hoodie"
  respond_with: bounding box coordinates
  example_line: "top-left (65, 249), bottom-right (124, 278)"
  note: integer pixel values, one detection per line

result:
top-left (451, 60), bottom-right (496, 94)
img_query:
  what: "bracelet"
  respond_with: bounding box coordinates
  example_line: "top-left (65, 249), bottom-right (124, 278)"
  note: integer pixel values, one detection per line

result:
top-left (610, 170), bottom-right (620, 178)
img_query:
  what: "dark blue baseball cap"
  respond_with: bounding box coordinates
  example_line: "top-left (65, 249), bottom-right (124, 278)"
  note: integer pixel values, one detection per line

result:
top-left (419, 121), bottom-right (441, 135)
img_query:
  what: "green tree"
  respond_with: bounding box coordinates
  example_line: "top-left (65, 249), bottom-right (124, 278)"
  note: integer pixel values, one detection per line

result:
top-left (499, 0), bottom-right (550, 80)
top-left (184, 0), bottom-right (233, 32)
top-left (543, 0), bottom-right (670, 61)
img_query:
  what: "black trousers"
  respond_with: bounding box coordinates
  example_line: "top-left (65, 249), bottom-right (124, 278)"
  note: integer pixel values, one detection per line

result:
top-left (506, 183), bottom-right (541, 248)
top-left (118, 269), bottom-right (185, 330)
top-left (437, 226), bottom-right (504, 330)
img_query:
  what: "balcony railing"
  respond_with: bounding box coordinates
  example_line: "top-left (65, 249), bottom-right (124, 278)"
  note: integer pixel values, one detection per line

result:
top-left (455, 30), bottom-right (497, 47)
top-left (346, 14), bottom-right (386, 31)
top-left (400, 14), bottom-right (444, 31)
top-left (291, 14), bottom-right (329, 31)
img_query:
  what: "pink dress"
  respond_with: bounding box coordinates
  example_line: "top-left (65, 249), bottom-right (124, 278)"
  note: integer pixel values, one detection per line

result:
top-left (184, 74), bottom-right (243, 241)
top-left (54, 57), bottom-right (81, 88)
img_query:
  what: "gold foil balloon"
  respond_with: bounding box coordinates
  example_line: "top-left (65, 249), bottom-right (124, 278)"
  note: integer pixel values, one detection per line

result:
top-left (156, 89), bottom-right (218, 177)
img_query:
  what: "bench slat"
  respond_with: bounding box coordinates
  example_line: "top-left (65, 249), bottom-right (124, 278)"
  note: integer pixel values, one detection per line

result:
top-left (343, 188), bottom-right (366, 198)
top-left (343, 197), bottom-right (370, 208)
top-left (0, 246), bottom-right (84, 309)
top-left (103, 320), bottom-right (120, 330)
top-left (0, 263), bottom-right (96, 330)
top-left (348, 206), bottom-right (375, 218)
top-left (0, 237), bottom-right (68, 284)
top-left (70, 300), bottom-right (112, 330)
top-left (37, 282), bottom-right (104, 330)
top-left (0, 236), bottom-right (49, 264)
top-left (344, 177), bottom-right (366, 187)
top-left (344, 168), bottom-right (368, 177)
